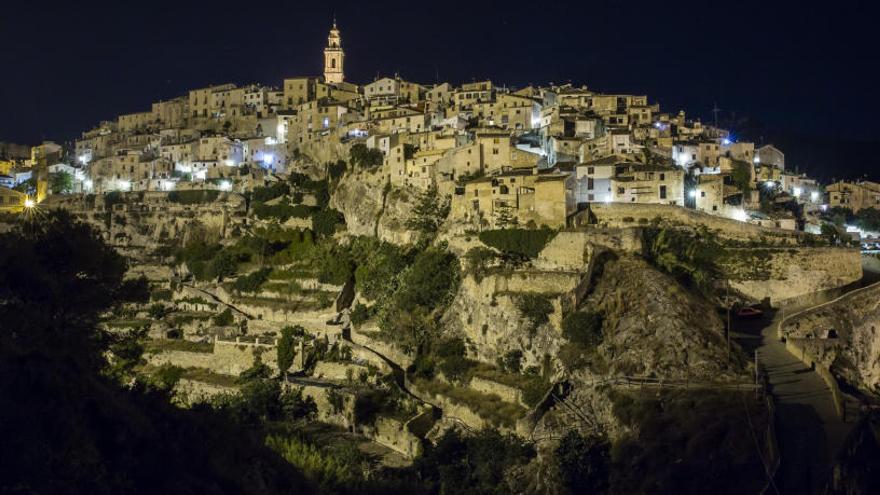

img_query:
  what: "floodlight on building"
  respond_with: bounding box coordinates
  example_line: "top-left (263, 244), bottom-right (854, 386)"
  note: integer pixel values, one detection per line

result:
top-left (753, 156), bottom-right (760, 164)
top-left (24, 198), bottom-right (35, 208)
top-left (219, 180), bottom-right (232, 191)
top-left (810, 191), bottom-right (820, 202)
top-left (78, 155), bottom-right (87, 164)
top-left (224, 159), bottom-right (235, 167)
top-left (118, 180), bottom-right (131, 191)
top-left (793, 187), bottom-right (803, 197)
top-left (264, 153), bottom-right (274, 164)
top-left (84, 179), bottom-right (93, 191)
top-left (764, 181), bottom-right (776, 190)
top-left (603, 194), bottom-right (612, 204)
top-left (688, 189), bottom-right (698, 198)
top-left (722, 138), bottom-right (731, 145)
top-left (732, 209), bottom-right (749, 222)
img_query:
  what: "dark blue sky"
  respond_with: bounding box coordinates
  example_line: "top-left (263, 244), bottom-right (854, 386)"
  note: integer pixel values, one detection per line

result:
top-left (2, 0), bottom-right (878, 179)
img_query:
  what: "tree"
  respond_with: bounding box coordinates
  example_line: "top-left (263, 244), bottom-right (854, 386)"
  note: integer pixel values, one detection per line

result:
top-left (555, 431), bottom-right (611, 494)
top-left (562, 311), bottom-right (603, 348)
top-left (405, 185), bottom-right (450, 242)
top-left (277, 325), bottom-right (299, 376)
top-left (49, 171), bottom-right (73, 194)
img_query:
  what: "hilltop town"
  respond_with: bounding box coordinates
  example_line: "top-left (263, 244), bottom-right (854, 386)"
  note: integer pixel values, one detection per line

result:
top-left (3, 22), bottom-right (880, 494)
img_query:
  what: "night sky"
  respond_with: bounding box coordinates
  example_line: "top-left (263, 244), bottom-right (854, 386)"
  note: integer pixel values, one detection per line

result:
top-left (2, 0), bottom-right (878, 180)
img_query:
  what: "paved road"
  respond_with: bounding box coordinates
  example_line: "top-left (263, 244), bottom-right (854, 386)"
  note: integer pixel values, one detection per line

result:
top-left (733, 288), bottom-right (880, 493)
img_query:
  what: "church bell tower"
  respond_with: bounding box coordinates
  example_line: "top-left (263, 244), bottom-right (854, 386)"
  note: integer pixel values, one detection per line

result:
top-left (323, 20), bottom-right (344, 84)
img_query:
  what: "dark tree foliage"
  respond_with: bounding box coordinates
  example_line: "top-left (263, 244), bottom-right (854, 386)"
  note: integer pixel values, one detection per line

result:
top-left (562, 311), bottom-right (604, 348)
top-left (232, 267), bottom-right (271, 293)
top-left (311, 208), bottom-right (345, 238)
top-left (0, 211), bottom-right (313, 494)
top-left (555, 431), bottom-right (611, 494)
top-left (349, 143), bottom-right (383, 169)
top-left (276, 325), bottom-right (300, 375)
top-left (414, 428), bottom-right (535, 494)
top-left (478, 228), bottom-right (557, 260)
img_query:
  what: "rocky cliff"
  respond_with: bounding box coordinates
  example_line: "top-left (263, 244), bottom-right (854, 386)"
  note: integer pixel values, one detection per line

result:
top-left (781, 282), bottom-right (880, 396)
top-left (330, 170), bottom-right (420, 245)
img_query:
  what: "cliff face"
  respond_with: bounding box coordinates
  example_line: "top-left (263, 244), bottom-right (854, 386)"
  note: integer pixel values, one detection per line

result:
top-left (781, 283), bottom-right (880, 396)
top-left (330, 170), bottom-right (419, 245)
top-left (720, 247), bottom-right (862, 305)
top-left (586, 256), bottom-right (744, 380)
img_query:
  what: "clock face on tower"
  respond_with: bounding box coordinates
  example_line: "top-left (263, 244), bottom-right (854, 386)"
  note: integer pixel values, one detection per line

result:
top-left (324, 23), bottom-right (344, 84)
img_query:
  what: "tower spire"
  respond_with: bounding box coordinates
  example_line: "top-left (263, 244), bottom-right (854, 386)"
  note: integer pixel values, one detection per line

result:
top-left (323, 20), bottom-right (344, 84)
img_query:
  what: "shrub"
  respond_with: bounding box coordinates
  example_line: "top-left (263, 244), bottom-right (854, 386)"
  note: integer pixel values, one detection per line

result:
top-left (150, 364), bottom-right (184, 390)
top-left (310, 208), bottom-right (345, 238)
top-left (350, 303), bottom-right (370, 325)
top-left (555, 431), bottom-right (611, 493)
top-left (349, 143), bottom-right (383, 169)
top-left (516, 293), bottom-right (554, 333)
top-left (562, 311), bottom-right (603, 347)
top-left (500, 350), bottom-right (523, 373)
top-left (464, 246), bottom-right (496, 282)
top-left (277, 325), bottom-right (299, 375)
top-left (438, 355), bottom-right (472, 382)
top-left (478, 228), bottom-right (556, 260)
top-left (251, 182), bottom-right (289, 203)
top-left (148, 303), bottom-right (167, 319)
top-left (213, 308), bottom-right (234, 326)
top-left (232, 267), bottom-right (271, 293)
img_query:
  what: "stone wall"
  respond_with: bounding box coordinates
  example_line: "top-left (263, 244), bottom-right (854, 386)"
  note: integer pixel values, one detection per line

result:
top-left (721, 247), bottom-right (862, 304)
top-left (312, 361), bottom-right (373, 383)
top-left (469, 376), bottom-right (524, 407)
top-left (780, 282), bottom-right (880, 397)
top-left (175, 378), bottom-right (236, 404)
top-left (145, 349), bottom-right (214, 369)
top-left (212, 340), bottom-right (278, 375)
top-left (588, 203), bottom-right (799, 243)
top-left (364, 416), bottom-right (423, 459)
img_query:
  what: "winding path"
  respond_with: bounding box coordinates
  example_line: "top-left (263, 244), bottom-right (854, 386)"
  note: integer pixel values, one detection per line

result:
top-left (734, 272), bottom-right (879, 494)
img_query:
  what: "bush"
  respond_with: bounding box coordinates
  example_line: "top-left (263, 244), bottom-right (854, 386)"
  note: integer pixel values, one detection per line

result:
top-left (349, 143), bottom-right (383, 169)
top-left (478, 228), bottom-right (556, 260)
top-left (251, 182), bottom-right (290, 203)
top-left (350, 303), bottom-right (370, 325)
top-left (150, 364), bottom-right (184, 390)
top-left (555, 431), bottom-right (611, 493)
top-left (310, 208), bottom-right (345, 238)
top-left (516, 293), bottom-right (554, 333)
top-left (464, 246), bottom-right (496, 282)
top-left (252, 202), bottom-right (315, 222)
top-left (500, 350), bottom-right (523, 373)
top-left (562, 311), bottom-right (603, 347)
top-left (232, 267), bottom-right (271, 293)
top-left (277, 325), bottom-right (299, 375)
top-left (148, 303), bottom-right (167, 319)
top-left (213, 308), bottom-right (234, 326)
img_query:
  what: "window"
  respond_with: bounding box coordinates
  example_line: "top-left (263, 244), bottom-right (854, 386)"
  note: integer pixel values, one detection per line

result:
top-left (701, 191), bottom-right (706, 197)
top-left (587, 167), bottom-right (594, 174)
top-left (617, 187), bottom-right (625, 194)
top-left (659, 185), bottom-right (667, 199)
top-left (588, 178), bottom-right (594, 189)
top-left (659, 173), bottom-right (665, 180)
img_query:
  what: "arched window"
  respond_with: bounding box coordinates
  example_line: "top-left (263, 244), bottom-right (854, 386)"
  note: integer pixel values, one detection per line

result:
top-left (331, 58), bottom-right (336, 69)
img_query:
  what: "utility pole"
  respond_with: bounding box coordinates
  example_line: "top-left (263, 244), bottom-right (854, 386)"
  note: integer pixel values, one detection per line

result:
top-left (726, 279), bottom-right (731, 366)
top-left (755, 349), bottom-right (759, 400)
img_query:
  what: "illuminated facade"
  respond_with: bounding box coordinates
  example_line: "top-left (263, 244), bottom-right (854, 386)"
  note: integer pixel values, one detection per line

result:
top-left (323, 22), bottom-right (344, 84)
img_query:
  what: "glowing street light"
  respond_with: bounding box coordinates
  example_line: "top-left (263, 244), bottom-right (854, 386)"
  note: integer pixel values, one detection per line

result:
top-left (24, 198), bottom-right (35, 208)
top-left (793, 187), bottom-right (803, 197)
top-left (810, 191), bottom-right (820, 202)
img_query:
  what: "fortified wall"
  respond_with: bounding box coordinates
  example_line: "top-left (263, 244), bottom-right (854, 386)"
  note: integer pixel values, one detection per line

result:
top-left (586, 203), bottom-right (800, 243)
top-left (720, 247), bottom-right (862, 304)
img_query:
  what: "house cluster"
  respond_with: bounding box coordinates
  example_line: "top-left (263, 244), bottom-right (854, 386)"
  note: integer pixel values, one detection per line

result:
top-left (10, 22), bottom-right (865, 231)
